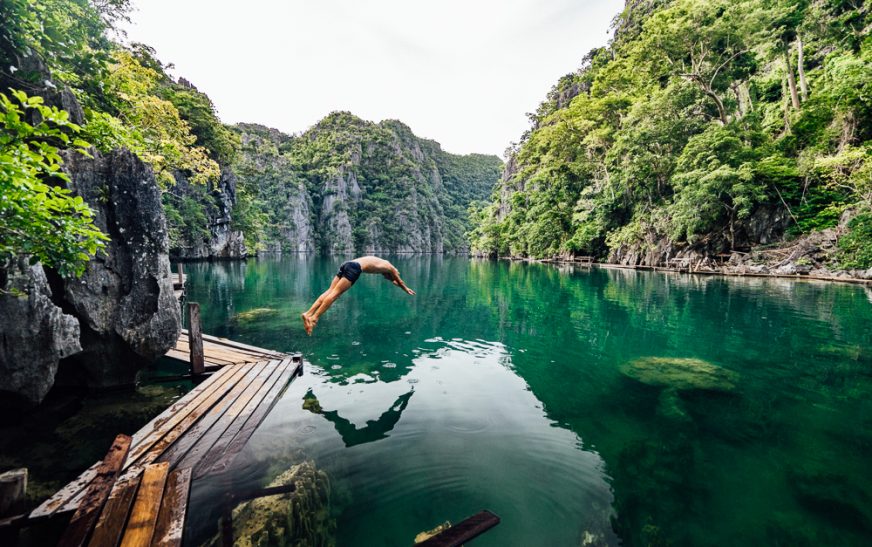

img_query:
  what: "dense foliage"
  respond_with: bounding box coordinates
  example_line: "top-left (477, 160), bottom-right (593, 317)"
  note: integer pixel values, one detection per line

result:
top-left (470, 0), bottom-right (871, 263)
top-left (234, 115), bottom-right (502, 253)
top-left (0, 90), bottom-right (107, 278)
top-left (1, 0), bottom-right (240, 265)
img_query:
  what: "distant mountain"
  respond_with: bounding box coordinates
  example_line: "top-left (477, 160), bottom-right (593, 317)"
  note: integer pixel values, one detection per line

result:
top-left (233, 113), bottom-right (503, 254)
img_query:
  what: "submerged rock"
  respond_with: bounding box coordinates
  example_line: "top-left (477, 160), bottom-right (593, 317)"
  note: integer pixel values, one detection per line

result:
top-left (620, 357), bottom-right (739, 420)
top-left (228, 461), bottom-right (335, 547)
top-left (620, 357), bottom-right (738, 393)
top-left (232, 308), bottom-right (279, 324)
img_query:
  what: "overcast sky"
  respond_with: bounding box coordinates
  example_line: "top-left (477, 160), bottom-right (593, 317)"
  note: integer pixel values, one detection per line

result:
top-left (120, 0), bottom-right (621, 157)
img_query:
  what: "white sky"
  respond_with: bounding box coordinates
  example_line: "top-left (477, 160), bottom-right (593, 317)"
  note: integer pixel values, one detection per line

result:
top-left (120, 0), bottom-right (621, 157)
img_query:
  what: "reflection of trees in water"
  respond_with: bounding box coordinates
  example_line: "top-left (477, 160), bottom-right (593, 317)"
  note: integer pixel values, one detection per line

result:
top-left (302, 389), bottom-right (414, 447)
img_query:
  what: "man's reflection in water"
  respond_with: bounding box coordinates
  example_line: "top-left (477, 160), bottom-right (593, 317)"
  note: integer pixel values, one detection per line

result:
top-left (302, 389), bottom-right (414, 447)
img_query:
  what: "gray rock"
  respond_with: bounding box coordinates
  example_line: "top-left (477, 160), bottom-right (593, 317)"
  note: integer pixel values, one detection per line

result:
top-left (0, 258), bottom-right (81, 409)
top-left (58, 148), bottom-right (181, 388)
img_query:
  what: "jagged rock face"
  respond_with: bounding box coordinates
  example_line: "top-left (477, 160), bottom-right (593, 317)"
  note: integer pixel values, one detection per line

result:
top-left (607, 206), bottom-right (792, 267)
top-left (0, 258), bottom-right (81, 409)
top-left (58, 149), bottom-right (181, 388)
top-left (235, 117), bottom-right (501, 255)
top-left (168, 166), bottom-right (247, 260)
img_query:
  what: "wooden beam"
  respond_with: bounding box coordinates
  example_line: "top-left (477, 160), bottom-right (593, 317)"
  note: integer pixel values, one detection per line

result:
top-left (58, 434), bottom-right (131, 547)
top-left (120, 463), bottom-right (169, 547)
top-left (150, 468), bottom-right (191, 547)
top-left (187, 302), bottom-right (204, 376)
top-left (415, 510), bottom-right (501, 547)
top-left (0, 468), bottom-right (27, 516)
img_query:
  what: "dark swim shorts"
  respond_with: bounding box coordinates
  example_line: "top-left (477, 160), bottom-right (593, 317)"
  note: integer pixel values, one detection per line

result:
top-left (336, 260), bottom-right (362, 284)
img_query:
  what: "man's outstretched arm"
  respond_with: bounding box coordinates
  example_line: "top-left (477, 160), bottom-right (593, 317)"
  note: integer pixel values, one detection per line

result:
top-left (388, 268), bottom-right (415, 295)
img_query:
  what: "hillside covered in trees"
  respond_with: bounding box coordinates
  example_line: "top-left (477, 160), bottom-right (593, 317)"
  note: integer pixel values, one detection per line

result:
top-left (470, 0), bottom-right (871, 272)
top-left (233, 117), bottom-right (502, 254)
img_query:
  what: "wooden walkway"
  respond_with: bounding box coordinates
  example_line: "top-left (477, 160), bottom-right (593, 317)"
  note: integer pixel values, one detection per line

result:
top-left (30, 356), bottom-right (303, 543)
top-left (164, 330), bottom-right (287, 369)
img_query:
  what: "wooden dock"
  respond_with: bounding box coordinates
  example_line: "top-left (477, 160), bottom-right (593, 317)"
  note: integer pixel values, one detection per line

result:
top-left (165, 330), bottom-right (287, 370)
top-left (30, 356), bottom-right (303, 544)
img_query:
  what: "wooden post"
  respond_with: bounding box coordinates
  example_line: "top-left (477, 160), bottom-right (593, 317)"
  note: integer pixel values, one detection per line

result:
top-left (188, 302), bottom-right (204, 376)
top-left (177, 262), bottom-right (184, 286)
top-left (0, 469), bottom-right (26, 516)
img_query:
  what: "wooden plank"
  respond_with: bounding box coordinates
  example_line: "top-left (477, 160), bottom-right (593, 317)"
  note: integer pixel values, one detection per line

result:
top-left (123, 364), bottom-right (250, 470)
top-left (120, 463), bottom-right (169, 547)
top-left (183, 330), bottom-right (287, 357)
top-left (157, 362), bottom-right (274, 469)
top-left (58, 434), bottom-right (132, 547)
top-left (30, 462), bottom-right (100, 519)
top-left (187, 303), bottom-right (204, 376)
top-left (416, 510), bottom-right (501, 547)
top-left (48, 366), bottom-right (240, 516)
top-left (117, 363), bottom-right (257, 483)
top-left (87, 476), bottom-right (141, 547)
top-left (150, 468), bottom-right (191, 547)
top-left (201, 359), bottom-right (299, 477)
top-left (175, 361), bottom-right (282, 472)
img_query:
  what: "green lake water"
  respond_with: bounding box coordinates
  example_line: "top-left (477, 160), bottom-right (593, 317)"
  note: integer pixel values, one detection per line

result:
top-left (175, 255), bottom-right (872, 546)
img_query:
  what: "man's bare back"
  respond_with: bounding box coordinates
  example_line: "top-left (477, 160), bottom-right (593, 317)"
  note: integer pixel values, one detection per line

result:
top-left (300, 256), bottom-right (415, 335)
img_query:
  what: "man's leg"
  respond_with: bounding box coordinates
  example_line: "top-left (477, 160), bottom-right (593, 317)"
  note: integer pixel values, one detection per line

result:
top-left (310, 277), bottom-right (353, 324)
top-left (302, 276), bottom-right (342, 335)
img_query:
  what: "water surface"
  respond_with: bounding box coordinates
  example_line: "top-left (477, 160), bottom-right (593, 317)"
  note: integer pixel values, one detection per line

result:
top-left (182, 256), bottom-right (872, 546)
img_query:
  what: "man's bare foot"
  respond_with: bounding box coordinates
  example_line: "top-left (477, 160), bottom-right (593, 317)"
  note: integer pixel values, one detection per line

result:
top-left (301, 313), bottom-right (315, 336)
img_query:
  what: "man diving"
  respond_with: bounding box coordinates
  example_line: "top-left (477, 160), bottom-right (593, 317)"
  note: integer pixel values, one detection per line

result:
top-left (301, 256), bottom-right (415, 335)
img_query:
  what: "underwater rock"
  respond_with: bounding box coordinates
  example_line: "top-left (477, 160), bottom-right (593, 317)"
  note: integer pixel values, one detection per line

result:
top-left (229, 460), bottom-right (335, 547)
top-left (232, 308), bottom-right (279, 324)
top-left (620, 357), bottom-right (738, 421)
top-left (788, 468), bottom-right (872, 533)
top-left (619, 357), bottom-right (738, 393)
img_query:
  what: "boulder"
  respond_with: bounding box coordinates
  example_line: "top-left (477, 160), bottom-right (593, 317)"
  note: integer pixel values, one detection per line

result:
top-left (0, 258), bottom-right (81, 409)
top-left (57, 148), bottom-right (181, 388)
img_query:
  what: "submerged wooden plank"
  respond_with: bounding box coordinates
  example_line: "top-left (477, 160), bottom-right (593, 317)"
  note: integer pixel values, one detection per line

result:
top-left (177, 361), bottom-right (282, 473)
top-left (87, 476), bottom-right (141, 547)
top-left (150, 468), bottom-right (190, 547)
top-left (120, 463), bottom-right (169, 547)
top-left (415, 510), bottom-right (501, 547)
top-left (58, 434), bottom-right (132, 547)
top-left (157, 362), bottom-right (274, 468)
top-left (201, 358), bottom-right (299, 477)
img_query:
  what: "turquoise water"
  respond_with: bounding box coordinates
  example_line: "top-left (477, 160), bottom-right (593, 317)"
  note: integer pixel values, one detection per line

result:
top-left (181, 256), bottom-right (872, 546)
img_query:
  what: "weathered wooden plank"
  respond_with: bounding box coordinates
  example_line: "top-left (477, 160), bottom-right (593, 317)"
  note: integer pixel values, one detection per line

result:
top-left (415, 510), bottom-right (501, 547)
top-left (58, 434), bottom-right (132, 547)
top-left (123, 364), bottom-right (251, 471)
top-left (201, 359), bottom-right (299, 477)
top-left (176, 361), bottom-right (282, 472)
top-left (156, 362), bottom-right (274, 469)
top-left (30, 462), bottom-right (100, 519)
top-left (120, 463), bottom-right (169, 547)
top-left (0, 468), bottom-right (27, 516)
top-left (87, 476), bottom-right (141, 547)
top-left (187, 303), bottom-right (204, 376)
top-left (41, 364), bottom-right (244, 517)
top-left (118, 363), bottom-right (257, 483)
top-left (150, 468), bottom-right (190, 547)
top-left (188, 330), bottom-right (287, 357)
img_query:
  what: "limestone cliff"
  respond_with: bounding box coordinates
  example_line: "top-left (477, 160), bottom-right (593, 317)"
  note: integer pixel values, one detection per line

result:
top-left (234, 115), bottom-right (502, 254)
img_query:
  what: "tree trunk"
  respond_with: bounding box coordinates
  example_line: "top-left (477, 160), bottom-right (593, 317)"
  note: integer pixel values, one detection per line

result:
top-left (783, 44), bottom-right (801, 109)
top-left (704, 87), bottom-right (729, 125)
top-left (797, 34), bottom-right (809, 102)
top-left (782, 77), bottom-right (791, 134)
